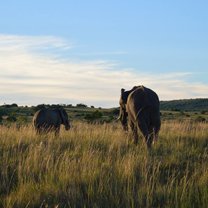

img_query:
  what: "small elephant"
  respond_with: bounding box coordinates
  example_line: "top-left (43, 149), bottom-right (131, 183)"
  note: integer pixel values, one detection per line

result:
top-left (118, 86), bottom-right (161, 148)
top-left (33, 107), bottom-right (70, 135)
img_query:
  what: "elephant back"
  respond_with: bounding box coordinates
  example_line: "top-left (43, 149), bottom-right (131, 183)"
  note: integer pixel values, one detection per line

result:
top-left (33, 108), bottom-right (61, 127)
top-left (127, 86), bottom-right (159, 112)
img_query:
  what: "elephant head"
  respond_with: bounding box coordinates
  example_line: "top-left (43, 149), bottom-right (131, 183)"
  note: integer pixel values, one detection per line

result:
top-left (58, 108), bottom-right (71, 130)
top-left (118, 88), bottom-right (129, 131)
top-left (118, 86), bottom-right (140, 131)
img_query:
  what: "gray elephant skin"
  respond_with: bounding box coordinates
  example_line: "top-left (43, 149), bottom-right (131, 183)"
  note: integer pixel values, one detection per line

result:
top-left (33, 108), bottom-right (70, 135)
top-left (118, 86), bottom-right (161, 148)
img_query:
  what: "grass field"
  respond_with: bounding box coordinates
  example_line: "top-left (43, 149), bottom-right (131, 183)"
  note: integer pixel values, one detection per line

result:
top-left (0, 120), bottom-right (208, 207)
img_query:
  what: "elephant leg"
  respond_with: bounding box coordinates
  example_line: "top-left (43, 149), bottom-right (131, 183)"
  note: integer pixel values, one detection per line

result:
top-left (123, 123), bottom-right (128, 132)
top-left (147, 126), bottom-right (154, 148)
top-left (130, 120), bottom-right (138, 144)
top-left (36, 128), bottom-right (41, 135)
top-left (137, 119), bottom-right (150, 148)
top-left (36, 125), bottom-right (45, 135)
top-left (152, 116), bottom-right (161, 143)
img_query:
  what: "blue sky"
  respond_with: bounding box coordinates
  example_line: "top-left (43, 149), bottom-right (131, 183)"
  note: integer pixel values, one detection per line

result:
top-left (0, 0), bottom-right (208, 107)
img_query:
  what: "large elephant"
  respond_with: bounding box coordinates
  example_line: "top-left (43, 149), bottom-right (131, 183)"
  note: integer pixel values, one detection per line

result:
top-left (118, 86), bottom-right (161, 148)
top-left (33, 107), bottom-right (70, 135)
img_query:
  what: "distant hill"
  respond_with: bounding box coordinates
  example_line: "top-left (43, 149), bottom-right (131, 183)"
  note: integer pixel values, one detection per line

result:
top-left (160, 98), bottom-right (208, 111)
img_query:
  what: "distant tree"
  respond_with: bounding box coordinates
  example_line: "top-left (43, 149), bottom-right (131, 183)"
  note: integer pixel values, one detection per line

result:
top-left (51, 104), bottom-right (62, 109)
top-left (33, 104), bottom-right (47, 112)
top-left (3, 103), bottom-right (18, 108)
top-left (76, 103), bottom-right (88, 108)
top-left (11, 103), bottom-right (18, 107)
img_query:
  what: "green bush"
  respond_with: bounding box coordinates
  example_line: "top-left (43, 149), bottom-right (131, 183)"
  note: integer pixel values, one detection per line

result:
top-left (84, 110), bottom-right (103, 121)
top-left (6, 115), bottom-right (17, 122)
top-left (195, 116), bottom-right (206, 122)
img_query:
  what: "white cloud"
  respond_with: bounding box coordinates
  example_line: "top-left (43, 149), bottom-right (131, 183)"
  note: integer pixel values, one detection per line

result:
top-left (0, 34), bottom-right (71, 50)
top-left (0, 34), bottom-right (208, 107)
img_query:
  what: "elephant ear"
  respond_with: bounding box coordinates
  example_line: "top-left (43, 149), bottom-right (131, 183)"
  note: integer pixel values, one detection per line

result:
top-left (121, 88), bottom-right (129, 104)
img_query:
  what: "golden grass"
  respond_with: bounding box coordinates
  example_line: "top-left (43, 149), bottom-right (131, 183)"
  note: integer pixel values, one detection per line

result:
top-left (0, 121), bottom-right (208, 207)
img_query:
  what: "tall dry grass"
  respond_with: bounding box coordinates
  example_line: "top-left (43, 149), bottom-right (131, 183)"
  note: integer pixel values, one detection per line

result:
top-left (0, 121), bottom-right (208, 207)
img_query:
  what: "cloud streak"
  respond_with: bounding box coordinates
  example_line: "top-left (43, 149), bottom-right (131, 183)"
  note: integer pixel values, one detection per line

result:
top-left (0, 34), bottom-right (208, 107)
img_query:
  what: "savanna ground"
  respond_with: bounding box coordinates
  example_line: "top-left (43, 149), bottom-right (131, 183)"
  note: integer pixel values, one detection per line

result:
top-left (0, 119), bottom-right (208, 208)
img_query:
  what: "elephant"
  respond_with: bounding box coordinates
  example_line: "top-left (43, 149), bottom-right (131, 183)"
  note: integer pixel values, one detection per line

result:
top-left (118, 85), bottom-right (161, 148)
top-left (33, 107), bottom-right (70, 135)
